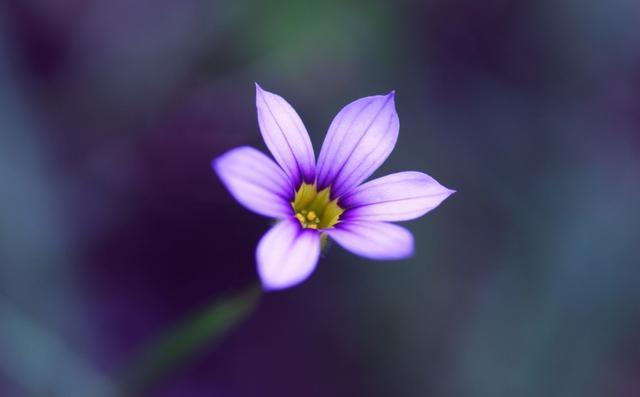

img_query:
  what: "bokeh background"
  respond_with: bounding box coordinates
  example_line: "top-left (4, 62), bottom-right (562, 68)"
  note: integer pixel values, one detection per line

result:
top-left (2, 0), bottom-right (640, 396)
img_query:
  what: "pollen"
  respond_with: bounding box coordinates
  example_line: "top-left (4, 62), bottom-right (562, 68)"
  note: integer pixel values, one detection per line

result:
top-left (292, 183), bottom-right (344, 230)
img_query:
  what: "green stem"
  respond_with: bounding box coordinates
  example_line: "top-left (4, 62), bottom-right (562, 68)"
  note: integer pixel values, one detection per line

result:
top-left (117, 284), bottom-right (262, 396)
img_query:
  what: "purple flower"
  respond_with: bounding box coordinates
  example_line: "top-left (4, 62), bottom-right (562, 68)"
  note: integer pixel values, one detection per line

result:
top-left (213, 84), bottom-right (454, 290)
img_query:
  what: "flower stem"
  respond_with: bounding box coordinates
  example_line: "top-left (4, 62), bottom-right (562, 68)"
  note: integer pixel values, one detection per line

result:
top-left (117, 284), bottom-right (262, 396)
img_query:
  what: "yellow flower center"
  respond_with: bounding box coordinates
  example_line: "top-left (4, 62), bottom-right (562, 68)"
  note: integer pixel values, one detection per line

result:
top-left (292, 183), bottom-right (344, 230)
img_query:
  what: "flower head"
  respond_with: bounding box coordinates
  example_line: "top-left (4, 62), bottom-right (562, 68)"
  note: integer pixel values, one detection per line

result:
top-left (213, 84), bottom-right (454, 290)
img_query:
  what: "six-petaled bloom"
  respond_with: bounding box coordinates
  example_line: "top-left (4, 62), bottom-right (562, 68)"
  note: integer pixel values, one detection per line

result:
top-left (213, 84), bottom-right (454, 291)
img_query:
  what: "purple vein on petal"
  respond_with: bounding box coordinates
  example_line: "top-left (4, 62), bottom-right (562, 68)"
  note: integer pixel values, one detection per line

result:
top-left (318, 92), bottom-right (397, 198)
top-left (338, 171), bottom-right (454, 222)
top-left (329, 94), bottom-right (394, 186)
top-left (318, 97), bottom-right (384, 189)
top-left (331, 109), bottom-right (397, 197)
top-left (213, 146), bottom-right (293, 217)
top-left (272, 96), bottom-right (316, 182)
top-left (214, 148), bottom-right (292, 199)
top-left (257, 219), bottom-right (321, 290)
top-left (317, 97), bottom-right (376, 188)
top-left (256, 98), bottom-right (303, 185)
top-left (255, 84), bottom-right (315, 186)
top-left (326, 220), bottom-right (414, 260)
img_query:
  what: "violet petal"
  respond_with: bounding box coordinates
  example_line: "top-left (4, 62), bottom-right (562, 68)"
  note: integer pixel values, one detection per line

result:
top-left (341, 171), bottom-right (455, 222)
top-left (255, 84), bottom-right (316, 186)
top-left (256, 218), bottom-right (321, 290)
top-left (316, 92), bottom-right (399, 198)
top-left (326, 220), bottom-right (414, 260)
top-left (213, 146), bottom-right (293, 218)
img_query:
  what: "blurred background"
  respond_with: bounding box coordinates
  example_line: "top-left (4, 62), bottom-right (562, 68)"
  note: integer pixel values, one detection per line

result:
top-left (1, 0), bottom-right (640, 396)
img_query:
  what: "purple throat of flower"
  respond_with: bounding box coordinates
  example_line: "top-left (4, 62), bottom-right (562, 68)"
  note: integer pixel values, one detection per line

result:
top-left (212, 83), bottom-right (455, 291)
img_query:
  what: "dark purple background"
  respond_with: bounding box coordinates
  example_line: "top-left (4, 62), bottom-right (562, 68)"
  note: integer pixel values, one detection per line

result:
top-left (1, 0), bottom-right (640, 396)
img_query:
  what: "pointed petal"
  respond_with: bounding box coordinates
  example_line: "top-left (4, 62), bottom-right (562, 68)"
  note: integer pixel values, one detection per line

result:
top-left (213, 146), bottom-right (293, 218)
top-left (340, 171), bottom-right (455, 222)
top-left (256, 219), bottom-right (321, 290)
top-left (255, 84), bottom-right (315, 186)
top-left (325, 221), bottom-right (414, 260)
top-left (316, 92), bottom-right (399, 198)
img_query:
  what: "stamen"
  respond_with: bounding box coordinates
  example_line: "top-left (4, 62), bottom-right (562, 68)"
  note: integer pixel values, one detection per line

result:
top-left (291, 183), bottom-right (344, 230)
top-left (306, 211), bottom-right (317, 221)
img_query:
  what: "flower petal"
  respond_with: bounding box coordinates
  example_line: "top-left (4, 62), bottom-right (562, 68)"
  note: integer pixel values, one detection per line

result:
top-left (213, 146), bottom-right (293, 218)
top-left (325, 220), bottom-right (414, 260)
top-left (316, 92), bottom-right (399, 198)
top-left (255, 84), bottom-right (315, 186)
top-left (256, 219), bottom-right (321, 290)
top-left (340, 171), bottom-right (455, 222)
